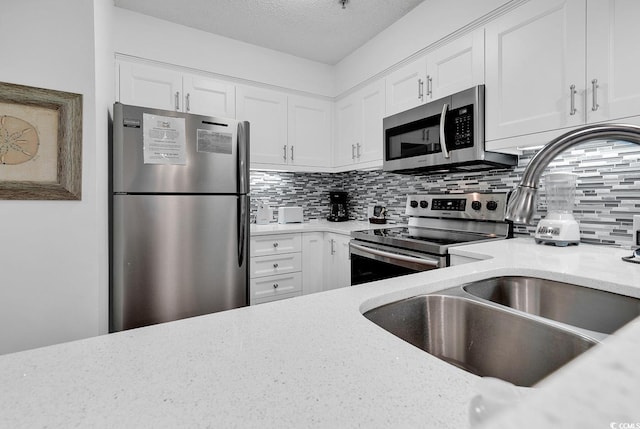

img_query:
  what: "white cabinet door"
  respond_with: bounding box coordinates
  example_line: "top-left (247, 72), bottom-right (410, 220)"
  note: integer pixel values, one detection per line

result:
top-left (357, 80), bottom-right (385, 164)
top-left (118, 61), bottom-right (182, 111)
top-left (183, 74), bottom-right (236, 118)
top-left (334, 94), bottom-right (359, 167)
top-left (288, 95), bottom-right (332, 168)
top-left (485, 0), bottom-right (586, 141)
top-left (426, 28), bottom-right (485, 101)
top-left (324, 233), bottom-right (351, 290)
top-left (236, 86), bottom-right (288, 166)
top-left (302, 232), bottom-right (325, 295)
top-left (334, 79), bottom-right (385, 168)
top-left (385, 57), bottom-right (427, 116)
top-left (587, 0), bottom-right (640, 123)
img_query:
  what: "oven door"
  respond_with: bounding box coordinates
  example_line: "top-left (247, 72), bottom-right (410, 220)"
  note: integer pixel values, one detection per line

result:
top-left (349, 240), bottom-right (445, 286)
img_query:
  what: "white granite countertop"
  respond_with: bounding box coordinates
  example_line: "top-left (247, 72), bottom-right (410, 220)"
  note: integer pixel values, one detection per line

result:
top-left (1, 238), bottom-right (639, 428)
top-left (250, 219), bottom-right (392, 236)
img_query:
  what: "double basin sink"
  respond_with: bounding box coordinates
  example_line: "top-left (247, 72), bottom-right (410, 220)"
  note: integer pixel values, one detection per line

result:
top-left (364, 276), bottom-right (640, 387)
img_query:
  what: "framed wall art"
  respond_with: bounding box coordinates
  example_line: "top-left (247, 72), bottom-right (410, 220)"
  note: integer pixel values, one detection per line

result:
top-left (0, 81), bottom-right (82, 200)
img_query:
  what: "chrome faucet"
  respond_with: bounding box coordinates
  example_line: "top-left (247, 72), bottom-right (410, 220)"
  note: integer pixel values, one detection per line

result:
top-left (505, 123), bottom-right (640, 224)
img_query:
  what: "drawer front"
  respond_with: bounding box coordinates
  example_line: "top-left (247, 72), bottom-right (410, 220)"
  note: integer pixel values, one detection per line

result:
top-left (250, 253), bottom-right (302, 278)
top-left (250, 272), bottom-right (302, 301)
top-left (252, 291), bottom-right (302, 305)
top-left (251, 233), bottom-right (302, 257)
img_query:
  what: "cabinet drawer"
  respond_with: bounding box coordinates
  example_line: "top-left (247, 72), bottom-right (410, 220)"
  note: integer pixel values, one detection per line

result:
top-left (251, 233), bottom-right (302, 257)
top-left (250, 272), bottom-right (302, 301)
top-left (252, 291), bottom-right (302, 306)
top-left (250, 253), bottom-right (302, 278)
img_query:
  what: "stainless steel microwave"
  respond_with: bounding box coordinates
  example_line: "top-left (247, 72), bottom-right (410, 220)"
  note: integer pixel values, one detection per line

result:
top-left (383, 85), bottom-right (517, 173)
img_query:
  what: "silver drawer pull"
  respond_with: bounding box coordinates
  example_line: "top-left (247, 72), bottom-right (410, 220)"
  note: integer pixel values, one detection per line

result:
top-left (273, 283), bottom-right (279, 289)
top-left (273, 263), bottom-right (279, 268)
top-left (273, 242), bottom-right (279, 248)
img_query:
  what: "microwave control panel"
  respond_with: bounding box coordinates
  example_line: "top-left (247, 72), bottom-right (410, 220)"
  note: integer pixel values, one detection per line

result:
top-left (449, 104), bottom-right (474, 150)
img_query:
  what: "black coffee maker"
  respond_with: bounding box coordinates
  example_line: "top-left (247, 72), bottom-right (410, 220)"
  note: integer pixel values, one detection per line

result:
top-left (327, 191), bottom-right (349, 222)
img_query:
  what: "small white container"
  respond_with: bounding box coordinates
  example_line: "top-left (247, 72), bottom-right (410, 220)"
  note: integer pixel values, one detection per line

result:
top-left (278, 207), bottom-right (303, 224)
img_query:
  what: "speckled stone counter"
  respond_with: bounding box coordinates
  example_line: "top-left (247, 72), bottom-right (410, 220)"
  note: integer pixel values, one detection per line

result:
top-left (0, 238), bottom-right (638, 428)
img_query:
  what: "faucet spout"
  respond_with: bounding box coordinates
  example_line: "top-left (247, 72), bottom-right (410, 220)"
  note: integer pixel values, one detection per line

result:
top-left (505, 123), bottom-right (640, 224)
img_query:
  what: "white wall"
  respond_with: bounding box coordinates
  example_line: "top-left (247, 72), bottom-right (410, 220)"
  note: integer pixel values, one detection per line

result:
top-left (334, 0), bottom-right (511, 94)
top-left (112, 8), bottom-right (335, 98)
top-left (0, 0), bottom-right (111, 354)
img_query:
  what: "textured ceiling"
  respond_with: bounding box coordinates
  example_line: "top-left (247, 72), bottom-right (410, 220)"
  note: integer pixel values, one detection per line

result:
top-left (114, 0), bottom-right (426, 65)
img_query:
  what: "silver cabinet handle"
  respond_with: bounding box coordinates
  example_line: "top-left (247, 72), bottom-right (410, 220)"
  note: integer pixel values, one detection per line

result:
top-left (356, 143), bottom-right (361, 159)
top-left (351, 144), bottom-right (356, 160)
top-left (273, 283), bottom-right (279, 289)
top-left (426, 75), bottom-right (433, 97)
top-left (273, 242), bottom-right (279, 248)
top-left (185, 93), bottom-right (190, 112)
top-left (591, 79), bottom-right (599, 111)
top-left (273, 263), bottom-right (279, 268)
top-left (330, 238), bottom-right (335, 255)
top-left (283, 145), bottom-right (287, 162)
top-left (174, 91), bottom-right (180, 110)
top-left (569, 84), bottom-right (577, 116)
top-left (439, 103), bottom-right (450, 159)
top-left (290, 145), bottom-right (294, 162)
top-left (418, 78), bottom-right (424, 101)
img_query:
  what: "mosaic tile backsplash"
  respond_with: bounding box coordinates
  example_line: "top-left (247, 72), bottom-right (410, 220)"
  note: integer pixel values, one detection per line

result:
top-left (250, 140), bottom-right (640, 247)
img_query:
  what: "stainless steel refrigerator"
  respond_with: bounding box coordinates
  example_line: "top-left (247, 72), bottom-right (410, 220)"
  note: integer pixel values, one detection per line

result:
top-left (110, 102), bottom-right (249, 332)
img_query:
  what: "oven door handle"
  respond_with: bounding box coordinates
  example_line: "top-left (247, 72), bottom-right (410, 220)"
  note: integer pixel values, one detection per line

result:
top-left (349, 243), bottom-right (440, 268)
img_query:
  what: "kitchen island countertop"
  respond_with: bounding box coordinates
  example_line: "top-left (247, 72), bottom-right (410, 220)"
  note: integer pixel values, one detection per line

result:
top-left (1, 238), bottom-right (639, 428)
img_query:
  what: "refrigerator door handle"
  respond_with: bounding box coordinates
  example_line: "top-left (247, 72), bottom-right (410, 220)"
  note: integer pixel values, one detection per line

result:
top-left (237, 121), bottom-right (250, 194)
top-left (238, 196), bottom-right (248, 267)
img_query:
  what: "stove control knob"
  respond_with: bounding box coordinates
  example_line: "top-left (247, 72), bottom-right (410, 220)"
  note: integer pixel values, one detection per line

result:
top-left (419, 200), bottom-right (428, 209)
top-left (471, 201), bottom-right (482, 211)
top-left (486, 201), bottom-right (498, 211)
top-left (410, 200), bottom-right (419, 208)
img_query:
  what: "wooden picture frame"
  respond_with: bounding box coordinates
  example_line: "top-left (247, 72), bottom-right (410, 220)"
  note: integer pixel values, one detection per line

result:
top-left (0, 81), bottom-right (82, 200)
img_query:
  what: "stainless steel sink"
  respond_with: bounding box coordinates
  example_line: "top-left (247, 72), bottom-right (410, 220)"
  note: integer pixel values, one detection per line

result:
top-left (364, 295), bottom-right (597, 387)
top-left (463, 276), bottom-right (640, 335)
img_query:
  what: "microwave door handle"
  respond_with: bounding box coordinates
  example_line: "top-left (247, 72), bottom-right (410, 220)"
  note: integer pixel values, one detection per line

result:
top-left (439, 103), bottom-right (450, 159)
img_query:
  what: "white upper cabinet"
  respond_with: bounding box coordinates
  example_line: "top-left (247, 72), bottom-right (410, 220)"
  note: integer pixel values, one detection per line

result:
top-left (118, 60), bottom-right (236, 118)
top-left (586, 0), bottom-right (640, 124)
top-left (118, 61), bottom-right (182, 111)
top-left (485, 0), bottom-right (640, 150)
top-left (334, 94), bottom-right (359, 167)
top-left (385, 30), bottom-right (485, 116)
top-left (426, 29), bottom-right (485, 101)
top-left (237, 87), bottom-right (332, 169)
top-left (288, 95), bottom-right (332, 168)
top-left (385, 58), bottom-right (427, 116)
top-left (485, 0), bottom-right (586, 142)
top-left (236, 86), bottom-right (288, 166)
top-left (335, 79), bottom-right (385, 168)
top-left (358, 80), bottom-right (385, 164)
top-left (182, 74), bottom-right (236, 118)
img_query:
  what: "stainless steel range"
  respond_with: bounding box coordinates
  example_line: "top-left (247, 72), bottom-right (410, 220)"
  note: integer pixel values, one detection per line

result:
top-left (350, 192), bottom-right (512, 285)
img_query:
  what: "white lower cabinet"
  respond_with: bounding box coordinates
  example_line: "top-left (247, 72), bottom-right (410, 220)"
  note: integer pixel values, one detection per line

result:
top-left (302, 232), bottom-right (325, 295)
top-left (323, 233), bottom-right (351, 291)
top-left (249, 233), bottom-right (303, 305)
top-left (251, 231), bottom-right (352, 304)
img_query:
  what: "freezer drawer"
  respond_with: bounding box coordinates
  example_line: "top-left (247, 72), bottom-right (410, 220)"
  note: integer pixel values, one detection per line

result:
top-left (110, 194), bottom-right (249, 331)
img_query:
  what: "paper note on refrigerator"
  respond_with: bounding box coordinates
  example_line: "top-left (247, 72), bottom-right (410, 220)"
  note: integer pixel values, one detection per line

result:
top-left (142, 113), bottom-right (187, 165)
